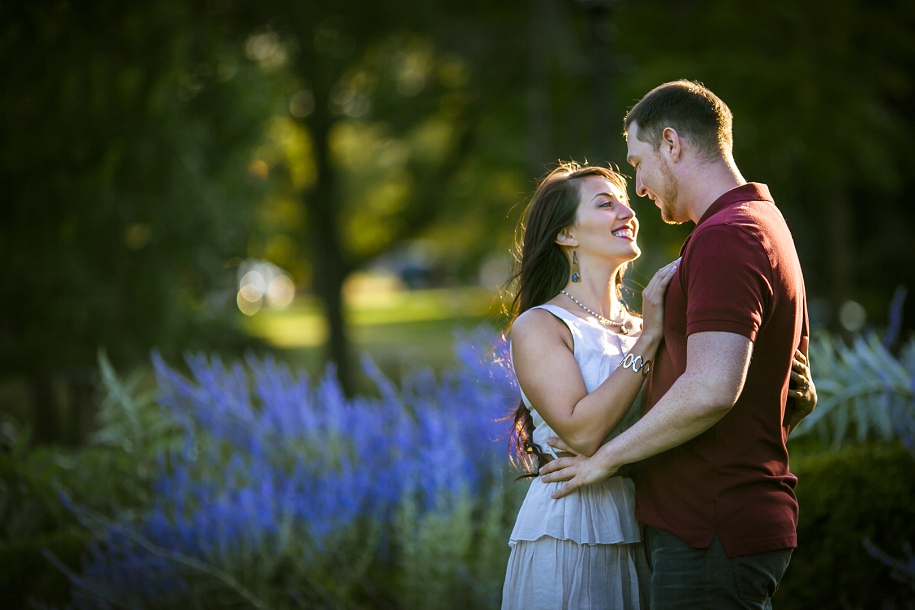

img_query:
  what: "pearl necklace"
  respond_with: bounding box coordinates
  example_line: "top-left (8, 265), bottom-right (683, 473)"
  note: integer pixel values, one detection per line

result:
top-left (560, 290), bottom-right (629, 335)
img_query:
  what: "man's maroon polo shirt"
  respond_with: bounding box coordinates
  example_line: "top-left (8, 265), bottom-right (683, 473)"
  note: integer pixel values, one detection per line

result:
top-left (636, 183), bottom-right (807, 557)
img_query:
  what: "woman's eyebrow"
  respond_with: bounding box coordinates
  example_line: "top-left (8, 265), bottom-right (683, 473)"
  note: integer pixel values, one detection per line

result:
top-left (590, 192), bottom-right (616, 201)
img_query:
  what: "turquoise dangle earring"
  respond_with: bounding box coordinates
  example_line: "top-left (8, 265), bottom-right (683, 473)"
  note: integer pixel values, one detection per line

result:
top-left (571, 249), bottom-right (581, 282)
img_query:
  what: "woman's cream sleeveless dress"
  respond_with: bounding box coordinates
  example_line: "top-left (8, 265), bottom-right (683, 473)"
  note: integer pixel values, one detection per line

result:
top-left (502, 304), bottom-right (650, 610)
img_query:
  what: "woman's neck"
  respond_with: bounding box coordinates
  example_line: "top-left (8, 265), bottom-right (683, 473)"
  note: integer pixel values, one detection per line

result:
top-left (561, 262), bottom-right (624, 319)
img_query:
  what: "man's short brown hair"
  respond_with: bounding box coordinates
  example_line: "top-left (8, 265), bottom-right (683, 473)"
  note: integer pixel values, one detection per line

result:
top-left (624, 80), bottom-right (733, 162)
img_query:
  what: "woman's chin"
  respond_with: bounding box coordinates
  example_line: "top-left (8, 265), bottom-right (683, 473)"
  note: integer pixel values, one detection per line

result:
top-left (620, 244), bottom-right (641, 262)
top-left (608, 249), bottom-right (640, 268)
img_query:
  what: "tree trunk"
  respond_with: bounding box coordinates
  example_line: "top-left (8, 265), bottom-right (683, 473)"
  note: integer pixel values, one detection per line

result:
top-left (303, 106), bottom-right (355, 395)
top-left (583, 0), bottom-right (619, 164)
top-left (526, 0), bottom-right (552, 176)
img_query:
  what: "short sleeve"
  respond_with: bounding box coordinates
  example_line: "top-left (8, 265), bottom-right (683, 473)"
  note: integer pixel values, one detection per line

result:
top-left (681, 224), bottom-right (773, 342)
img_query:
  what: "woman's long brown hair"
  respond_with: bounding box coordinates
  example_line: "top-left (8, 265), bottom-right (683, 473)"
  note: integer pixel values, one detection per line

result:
top-left (506, 162), bottom-right (630, 476)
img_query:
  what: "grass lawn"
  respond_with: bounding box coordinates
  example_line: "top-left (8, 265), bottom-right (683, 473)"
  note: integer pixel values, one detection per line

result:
top-left (243, 286), bottom-right (508, 386)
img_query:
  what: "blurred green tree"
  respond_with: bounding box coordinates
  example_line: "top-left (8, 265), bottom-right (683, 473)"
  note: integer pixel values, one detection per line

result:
top-left (0, 1), bottom-right (278, 442)
top-left (4, 0), bottom-right (914, 441)
top-left (222, 1), bottom-right (539, 393)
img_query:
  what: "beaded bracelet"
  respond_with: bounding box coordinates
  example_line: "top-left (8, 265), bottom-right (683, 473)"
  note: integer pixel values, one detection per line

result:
top-left (619, 353), bottom-right (652, 377)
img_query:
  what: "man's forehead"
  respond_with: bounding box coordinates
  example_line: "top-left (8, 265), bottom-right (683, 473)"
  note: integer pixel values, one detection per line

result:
top-left (626, 130), bottom-right (648, 153)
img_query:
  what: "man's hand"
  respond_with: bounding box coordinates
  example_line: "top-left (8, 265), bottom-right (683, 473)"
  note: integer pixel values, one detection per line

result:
top-left (539, 439), bottom-right (620, 499)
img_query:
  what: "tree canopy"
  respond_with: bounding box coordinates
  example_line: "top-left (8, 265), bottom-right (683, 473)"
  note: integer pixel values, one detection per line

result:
top-left (2, 0), bottom-right (914, 440)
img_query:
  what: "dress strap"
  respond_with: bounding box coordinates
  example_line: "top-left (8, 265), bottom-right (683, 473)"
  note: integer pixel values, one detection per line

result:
top-left (529, 303), bottom-right (582, 325)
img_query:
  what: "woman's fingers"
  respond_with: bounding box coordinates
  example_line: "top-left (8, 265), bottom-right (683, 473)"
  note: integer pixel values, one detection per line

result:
top-left (792, 367), bottom-right (809, 389)
top-left (658, 264), bottom-right (678, 287)
top-left (546, 436), bottom-right (579, 456)
top-left (791, 370), bottom-right (813, 403)
top-left (650, 259), bottom-right (680, 281)
top-left (657, 258), bottom-right (681, 277)
top-left (644, 259), bottom-right (680, 297)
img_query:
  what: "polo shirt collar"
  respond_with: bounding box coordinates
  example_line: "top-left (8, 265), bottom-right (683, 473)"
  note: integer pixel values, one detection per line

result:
top-left (696, 182), bottom-right (773, 228)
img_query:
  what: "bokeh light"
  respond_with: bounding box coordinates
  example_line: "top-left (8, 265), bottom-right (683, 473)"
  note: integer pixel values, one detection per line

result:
top-left (267, 274), bottom-right (295, 309)
top-left (236, 260), bottom-right (296, 315)
top-left (839, 300), bottom-right (867, 332)
top-left (236, 289), bottom-right (262, 316)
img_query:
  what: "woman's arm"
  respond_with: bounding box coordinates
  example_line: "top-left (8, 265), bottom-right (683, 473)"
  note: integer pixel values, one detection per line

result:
top-left (786, 345), bottom-right (817, 435)
top-left (512, 260), bottom-right (679, 456)
top-left (512, 311), bottom-right (659, 456)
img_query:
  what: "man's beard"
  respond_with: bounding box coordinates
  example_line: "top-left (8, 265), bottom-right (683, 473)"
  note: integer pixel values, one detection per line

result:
top-left (658, 162), bottom-right (681, 225)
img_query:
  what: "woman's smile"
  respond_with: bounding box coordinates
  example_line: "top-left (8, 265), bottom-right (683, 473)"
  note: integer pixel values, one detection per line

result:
top-left (611, 225), bottom-right (635, 241)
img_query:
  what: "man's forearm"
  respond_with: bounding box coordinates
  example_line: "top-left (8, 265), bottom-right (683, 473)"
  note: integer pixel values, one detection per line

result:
top-left (592, 373), bottom-right (733, 469)
top-left (540, 332), bottom-right (752, 497)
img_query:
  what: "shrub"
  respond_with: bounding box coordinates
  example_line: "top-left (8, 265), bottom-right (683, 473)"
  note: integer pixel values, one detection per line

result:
top-left (786, 316), bottom-right (915, 605)
top-left (33, 326), bottom-right (915, 609)
top-left (0, 529), bottom-right (85, 607)
top-left (44, 334), bottom-right (524, 609)
top-left (791, 333), bottom-right (915, 447)
top-left (776, 443), bottom-right (915, 610)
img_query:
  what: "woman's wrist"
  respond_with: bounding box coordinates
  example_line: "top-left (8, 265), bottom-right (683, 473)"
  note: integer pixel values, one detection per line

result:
top-left (634, 330), bottom-right (662, 353)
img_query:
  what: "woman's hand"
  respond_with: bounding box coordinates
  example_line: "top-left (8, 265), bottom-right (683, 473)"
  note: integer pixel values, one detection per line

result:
top-left (786, 345), bottom-right (817, 431)
top-left (639, 258), bottom-right (680, 342)
top-left (546, 436), bottom-right (580, 456)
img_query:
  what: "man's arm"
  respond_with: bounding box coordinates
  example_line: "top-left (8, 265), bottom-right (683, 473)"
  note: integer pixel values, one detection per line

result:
top-left (539, 331), bottom-right (753, 498)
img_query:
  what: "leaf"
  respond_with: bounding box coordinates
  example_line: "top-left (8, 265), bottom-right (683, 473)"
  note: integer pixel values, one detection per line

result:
top-left (794, 332), bottom-right (914, 447)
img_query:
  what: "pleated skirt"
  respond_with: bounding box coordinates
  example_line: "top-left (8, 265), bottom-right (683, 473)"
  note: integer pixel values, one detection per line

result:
top-left (501, 476), bottom-right (650, 610)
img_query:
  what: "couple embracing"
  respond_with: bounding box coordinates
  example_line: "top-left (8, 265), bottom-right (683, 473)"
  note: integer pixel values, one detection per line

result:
top-left (501, 81), bottom-right (816, 609)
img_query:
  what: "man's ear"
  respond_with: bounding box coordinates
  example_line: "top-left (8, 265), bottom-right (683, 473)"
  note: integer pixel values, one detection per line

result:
top-left (661, 127), bottom-right (682, 163)
top-left (555, 229), bottom-right (577, 247)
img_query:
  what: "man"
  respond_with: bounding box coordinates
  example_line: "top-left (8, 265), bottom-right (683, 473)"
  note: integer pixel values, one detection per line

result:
top-left (540, 80), bottom-right (814, 608)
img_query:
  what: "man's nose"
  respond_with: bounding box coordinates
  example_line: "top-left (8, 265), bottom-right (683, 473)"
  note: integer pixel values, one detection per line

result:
top-left (635, 173), bottom-right (647, 197)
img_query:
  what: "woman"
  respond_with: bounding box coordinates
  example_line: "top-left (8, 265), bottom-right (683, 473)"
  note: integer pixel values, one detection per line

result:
top-left (501, 162), bottom-right (815, 609)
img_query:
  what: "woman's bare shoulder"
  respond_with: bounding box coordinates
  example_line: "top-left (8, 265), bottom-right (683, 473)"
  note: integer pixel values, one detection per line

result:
top-left (510, 306), bottom-right (571, 346)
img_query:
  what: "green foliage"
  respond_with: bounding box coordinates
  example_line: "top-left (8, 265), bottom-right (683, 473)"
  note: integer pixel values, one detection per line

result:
top-left (396, 481), bottom-right (526, 609)
top-left (791, 333), bottom-right (914, 447)
top-left (777, 443), bottom-right (915, 610)
top-left (90, 352), bottom-right (181, 487)
top-left (0, 1), bottom-right (277, 375)
top-left (1, 344), bottom-right (527, 608)
top-left (0, 529), bottom-right (85, 607)
top-left (0, 440), bottom-right (86, 605)
top-left (4, 340), bottom-right (915, 607)
top-left (0, 353), bottom-right (177, 606)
